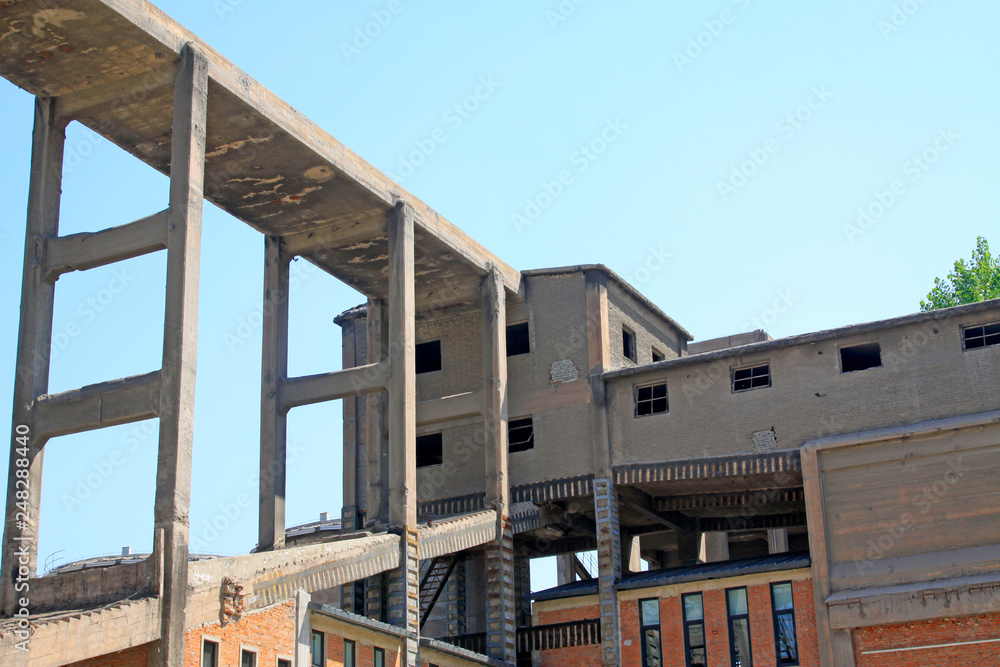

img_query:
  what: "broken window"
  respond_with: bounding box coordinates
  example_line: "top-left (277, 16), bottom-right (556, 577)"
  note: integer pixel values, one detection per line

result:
top-left (507, 321), bottom-right (530, 356)
top-left (623, 327), bottom-right (637, 363)
top-left (635, 382), bottom-right (668, 417)
top-left (733, 363), bottom-right (771, 392)
top-left (840, 342), bottom-right (882, 373)
top-left (416, 433), bottom-right (443, 468)
top-left (651, 348), bottom-right (665, 363)
top-left (963, 321), bottom-right (1000, 350)
top-left (415, 340), bottom-right (442, 374)
top-left (508, 417), bottom-right (534, 452)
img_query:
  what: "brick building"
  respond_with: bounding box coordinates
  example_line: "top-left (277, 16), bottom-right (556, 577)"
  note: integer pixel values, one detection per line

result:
top-left (0, 1), bottom-right (998, 666)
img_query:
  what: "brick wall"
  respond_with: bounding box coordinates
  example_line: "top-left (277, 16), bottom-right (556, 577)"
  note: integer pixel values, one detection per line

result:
top-left (64, 644), bottom-right (151, 667)
top-left (535, 602), bottom-right (601, 667)
top-left (183, 601), bottom-right (296, 667)
top-left (853, 612), bottom-right (1000, 666)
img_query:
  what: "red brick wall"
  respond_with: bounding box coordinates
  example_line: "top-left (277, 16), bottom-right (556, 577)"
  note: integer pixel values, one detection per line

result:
top-left (64, 644), bottom-right (151, 667)
top-left (536, 602), bottom-right (601, 667)
top-left (183, 601), bottom-right (296, 667)
top-left (853, 612), bottom-right (1000, 667)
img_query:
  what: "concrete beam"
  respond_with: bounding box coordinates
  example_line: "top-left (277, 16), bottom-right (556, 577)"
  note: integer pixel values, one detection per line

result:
top-left (32, 371), bottom-right (161, 439)
top-left (43, 209), bottom-right (169, 281)
top-left (54, 65), bottom-right (175, 121)
top-left (153, 44), bottom-right (208, 667)
top-left (1, 95), bottom-right (64, 615)
top-left (279, 361), bottom-right (388, 411)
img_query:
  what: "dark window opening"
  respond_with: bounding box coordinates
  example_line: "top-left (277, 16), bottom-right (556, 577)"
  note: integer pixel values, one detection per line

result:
top-left (964, 322), bottom-right (1000, 350)
top-left (202, 641), bottom-right (219, 667)
top-left (507, 322), bottom-right (530, 356)
top-left (344, 639), bottom-right (356, 667)
top-left (416, 433), bottom-right (443, 468)
top-left (683, 593), bottom-right (707, 667)
top-left (373, 647), bottom-right (386, 667)
top-left (623, 328), bottom-right (637, 362)
top-left (727, 587), bottom-right (753, 667)
top-left (240, 650), bottom-right (257, 667)
top-left (840, 342), bottom-right (881, 373)
top-left (771, 582), bottom-right (799, 666)
top-left (310, 631), bottom-right (324, 667)
top-left (733, 364), bottom-right (771, 392)
top-left (416, 340), bottom-right (442, 374)
top-left (278, 660), bottom-right (292, 667)
top-left (635, 383), bottom-right (668, 417)
top-left (640, 598), bottom-right (662, 667)
top-left (509, 417), bottom-right (534, 452)
top-left (652, 348), bottom-right (665, 363)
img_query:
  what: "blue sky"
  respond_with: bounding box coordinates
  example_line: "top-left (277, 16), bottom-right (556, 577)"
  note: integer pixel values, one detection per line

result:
top-left (0, 1), bottom-right (996, 589)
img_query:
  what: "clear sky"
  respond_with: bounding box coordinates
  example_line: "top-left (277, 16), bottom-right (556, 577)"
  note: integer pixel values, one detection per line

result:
top-left (0, 1), bottom-right (996, 591)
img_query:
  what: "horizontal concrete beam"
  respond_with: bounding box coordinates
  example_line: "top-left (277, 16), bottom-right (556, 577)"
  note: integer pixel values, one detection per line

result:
top-left (279, 361), bottom-right (388, 412)
top-left (55, 65), bottom-right (175, 121)
top-left (32, 371), bottom-right (161, 439)
top-left (416, 391), bottom-right (482, 426)
top-left (44, 210), bottom-right (169, 281)
top-left (418, 510), bottom-right (497, 560)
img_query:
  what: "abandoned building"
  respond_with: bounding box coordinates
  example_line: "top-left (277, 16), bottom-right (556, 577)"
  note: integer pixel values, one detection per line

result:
top-left (0, 2), bottom-right (998, 667)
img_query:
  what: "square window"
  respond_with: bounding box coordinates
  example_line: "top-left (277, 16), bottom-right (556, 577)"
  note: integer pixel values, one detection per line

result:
top-left (840, 342), bottom-right (882, 373)
top-left (507, 322), bottom-right (530, 356)
top-left (963, 321), bottom-right (1000, 350)
top-left (635, 382), bottom-right (668, 417)
top-left (651, 348), bottom-right (665, 363)
top-left (733, 363), bottom-right (771, 392)
top-left (416, 340), bottom-right (442, 374)
top-left (508, 417), bottom-right (534, 452)
top-left (416, 433), bottom-right (443, 468)
top-left (623, 328), bottom-right (637, 363)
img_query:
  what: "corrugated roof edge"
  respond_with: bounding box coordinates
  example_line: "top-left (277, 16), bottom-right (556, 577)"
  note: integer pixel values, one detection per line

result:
top-left (521, 265), bottom-right (693, 341)
top-left (604, 298), bottom-right (1000, 381)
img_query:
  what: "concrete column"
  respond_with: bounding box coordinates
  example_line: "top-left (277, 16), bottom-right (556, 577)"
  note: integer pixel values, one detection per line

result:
top-left (1, 95), bottom-right (64, 615)
top-left (386, 201), bottom-right (418, 666)
top-left (366, 573), bottom-right (388, 623)
top-left (445, 558), bottom-right (467, 637)
top-left (698, 532), bottom-right (730, 563)
top-left (767, 528), bottom-right (789, 554)
top-left (259, 235), bottom-right (289, 552)
top-left (154, 43), bottom-right (209, 667)
top-left (594, 478), bottom-right (622, 667)
top-left (556, 554), bottom-right (576, 585)
top-left (295, 589), bottom-right (312, 667)
top-left (365, 297), bottom-right (389, 526)
top-left (482, 267), bottom-right (516, 664)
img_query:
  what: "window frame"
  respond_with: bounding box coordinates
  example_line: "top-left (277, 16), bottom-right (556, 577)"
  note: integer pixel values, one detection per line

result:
top-left (839, 341), bottom-right (882, 373)
top-left (770, 581), bottom-right (800, 666)
top-left (415, 340), bottom-right (442, 374)
top-left (416, 432), bottom-right (443, 468)
top-left (310, 630), bottom-right (325, 667)
top-left (239, 646), bottom-right (258, 667)
top-left (732, 363), bottom-right (771, 393)
top-left (962, 321), bottom-right (1000, 351)
top-left (726, 586), bottom-right (753, 667)
top-left (682, 592), bottom-right (707, 667)
top-left (651, 347), bottom-right (665, 363)
top-left (639, 597), bottom-right (663, 667)
top-left (343, 639), bottom-right (356, 667)
top-left (634, 381), bottom-right (668, 418)
top-left (373, 647), bottom-right (386, 667)
top-left (506, 321), bottom-right (531, 356)
top-left (276, 658), bottom-right (293, 667)
top-left (201, 637), bottom-right (220, 667)
top-left (623, 327), bottom-right (637, 363)
top-left (508, 416), bottom-right (534, 453)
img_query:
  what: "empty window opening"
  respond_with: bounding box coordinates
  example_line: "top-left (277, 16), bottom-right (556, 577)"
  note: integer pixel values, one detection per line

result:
top-left (733, 364), bottom-right (771, 392)
top-left (416, 340), bottom-right (442, 373)
top-left (964, 322), bottom-right (1000, 350)
top-left (507, 322), bottom-right (531, 356)
top-left (508, 417), bottom-right (534, 452)
top-left (840, 342), bottom-right (882, 373)
top-left (416, 433), bottom-right (443, 468)
top-left (623, 327), bottom-right (637, 363)
top-left (651, 348), bottom-right (665, 363)
top-left (635, 382), bottom-right (668, 417)
top-left (278, 660), bottom-right (291, 667)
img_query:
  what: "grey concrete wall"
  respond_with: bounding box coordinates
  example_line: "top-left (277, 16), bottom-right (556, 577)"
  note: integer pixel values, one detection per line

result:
top-left (607, 284), bottom-right (682, 369)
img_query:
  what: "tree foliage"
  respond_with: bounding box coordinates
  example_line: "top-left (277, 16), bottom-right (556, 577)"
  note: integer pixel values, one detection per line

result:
top-left (920, 237), bottom-right (1000, 311)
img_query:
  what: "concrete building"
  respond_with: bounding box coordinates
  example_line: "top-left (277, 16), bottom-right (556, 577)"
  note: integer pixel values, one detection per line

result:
top-left (0, 2), bottom-right (998, 666)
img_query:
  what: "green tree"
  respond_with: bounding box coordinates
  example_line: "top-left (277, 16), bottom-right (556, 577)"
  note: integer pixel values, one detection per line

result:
top-left (920, 236), bottom-right (1000, 311)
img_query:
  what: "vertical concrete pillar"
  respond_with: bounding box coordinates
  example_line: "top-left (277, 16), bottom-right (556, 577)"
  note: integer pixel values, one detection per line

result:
top-left (482, 267), bottom-right (516, 664)
top-left (445, 558), bottom-right (467, 637)
top-left (556, 554), bottom-right (576, 585)
top-left (594, 478), bottom-right (622, 667)
top-left (366, 573), bottom-right (388, 623)
top-left (1, 95), bottom-right (64, 615)
top-left (767, 528), bottom-right (789, 554)
top-left (295, 589), bottom-right (312, 667)
top-left (259, 235), bottom-right (289, 552)
top-left (513, 545), bottom-right (532, 627)
top-left (386, 202), bottom-right (418, 666)
top-left (154, 43), bottom-right (209, 667)
top-left (366, 297), bottom-right (389, 526)
top-left (698, 532), bottom-right (730, 563)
